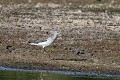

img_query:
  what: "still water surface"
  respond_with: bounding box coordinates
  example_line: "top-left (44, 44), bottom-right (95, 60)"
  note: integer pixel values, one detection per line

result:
top-left (0, 66), bottom-right (119, 80)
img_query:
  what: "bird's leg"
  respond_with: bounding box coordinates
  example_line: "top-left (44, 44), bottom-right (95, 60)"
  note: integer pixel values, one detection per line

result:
top-left (42, 48), bottom-right (50, 58)
top-left (42, 47), bottom-right (45, 53)
top-left (43, 48), bottom-right (46, 52)
top-left (42, 47), bottom-right (47, 53)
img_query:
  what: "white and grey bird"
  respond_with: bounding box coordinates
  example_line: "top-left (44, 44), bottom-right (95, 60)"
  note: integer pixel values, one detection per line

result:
top-left (28, 31), bottom-right (59, 49)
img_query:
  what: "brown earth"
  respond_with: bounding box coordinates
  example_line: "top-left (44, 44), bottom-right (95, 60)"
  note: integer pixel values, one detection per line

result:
top-left (0, 2), bottom-right (120, 74)
top-left (0, 0), bottom-right (120, 5)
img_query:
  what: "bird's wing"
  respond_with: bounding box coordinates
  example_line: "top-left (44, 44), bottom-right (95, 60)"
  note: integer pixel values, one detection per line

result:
top-left (28, 39), bottom-right (47, 44)
top-left (34, 39), bottom-right (47, 43)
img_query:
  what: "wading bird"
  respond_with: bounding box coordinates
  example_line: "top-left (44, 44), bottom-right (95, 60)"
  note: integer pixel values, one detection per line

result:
top-left (28, 31), bottom-right (59, 52)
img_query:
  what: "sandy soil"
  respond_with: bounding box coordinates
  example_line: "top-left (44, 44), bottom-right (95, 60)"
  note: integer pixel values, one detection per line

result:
top-left (0, 3), bottom-right (120, 74)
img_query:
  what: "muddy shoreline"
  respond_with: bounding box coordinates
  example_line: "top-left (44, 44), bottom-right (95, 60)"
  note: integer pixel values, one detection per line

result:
top-left (0, 66), bottom-right (120, 78)
top-left (0, 2), bottom-right (120, 75)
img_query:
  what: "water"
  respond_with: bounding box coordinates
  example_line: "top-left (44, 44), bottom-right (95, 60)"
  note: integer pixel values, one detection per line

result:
top-left (0, 66), bottom-right (120, 80)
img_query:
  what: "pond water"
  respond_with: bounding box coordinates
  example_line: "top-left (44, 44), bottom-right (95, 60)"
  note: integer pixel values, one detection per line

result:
top-left (0, 66), bottom-right (119, 80)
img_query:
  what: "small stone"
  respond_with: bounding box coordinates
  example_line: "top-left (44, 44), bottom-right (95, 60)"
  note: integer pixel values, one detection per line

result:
top-left (77, 51), bottom-right (85, 55)
top-left (97, 0), bottom-right (102, 2)
top-left (29, 26), bottom-right (32, 28)
top-left (6, 45), bottom-right (15, 52)
top-left (72, 48), bottom-right (86, 55)
top-left (39, 27), bottom-right (42, 30)
top-left (91, 53), bottom-right (94, 56)
top-left (94, 50), bottom-right (97, 53)
top-left (6, 45), bottom-right (12, 50)
top-left (69, 48), bottom-right (72, 50)
top-left (64, 47), bottom-right (68, 50)
top-left (17, 25), bottom-right (21, 27)
top-left (60, 44), bottom-right (64, 46)
top-left (112, 63), bottom-right (116, 65)
top-left (46, 31), bottom-right (49, 34)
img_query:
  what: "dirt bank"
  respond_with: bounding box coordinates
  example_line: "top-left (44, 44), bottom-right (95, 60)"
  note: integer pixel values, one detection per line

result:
top-left (0, 3), bottom-right (120, 74)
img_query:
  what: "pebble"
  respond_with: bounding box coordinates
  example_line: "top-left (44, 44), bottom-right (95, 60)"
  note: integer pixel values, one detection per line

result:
top-left (6, 45), bottom-right (15, 52)
top-left (71, 48), bottom-right (86, 55)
